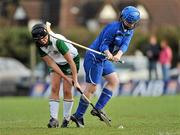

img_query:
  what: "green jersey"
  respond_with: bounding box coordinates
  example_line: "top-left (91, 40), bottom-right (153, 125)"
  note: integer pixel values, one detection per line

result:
top-left (36, 34), bottom-right (78, 65)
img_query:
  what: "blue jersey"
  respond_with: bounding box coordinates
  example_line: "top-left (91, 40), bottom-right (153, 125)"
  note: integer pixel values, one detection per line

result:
top-left (87, 21), bottom-right (134, 60)
top-left (84, 21), bottom-right (134, 84)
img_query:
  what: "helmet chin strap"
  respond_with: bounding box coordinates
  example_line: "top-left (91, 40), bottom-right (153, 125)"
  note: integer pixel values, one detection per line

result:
top-left (119, 16), bottom-right (132, 31)
top-left (119, 17), bottom-right (127, 32)
top-left (121, 22), bottom-right (128, 32)
top-left (122, 20), bottom-right (136, 31)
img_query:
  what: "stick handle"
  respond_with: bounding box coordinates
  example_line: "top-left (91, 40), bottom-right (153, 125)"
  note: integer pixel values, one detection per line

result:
top-left (76, 87), bottom-right (91, 103)
top-left (46, 21), bottom-right (124, 64)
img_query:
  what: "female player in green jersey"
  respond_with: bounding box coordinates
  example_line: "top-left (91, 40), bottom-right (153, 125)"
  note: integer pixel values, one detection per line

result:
top-left (31, 23), bottom-right (81, 128)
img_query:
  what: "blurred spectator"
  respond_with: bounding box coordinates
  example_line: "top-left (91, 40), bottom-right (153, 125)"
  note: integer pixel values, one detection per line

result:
top-left (145, 35), bottom-right (160, 80)
top-left (170, 61), bottom-right (180, 80)
top-left (159, 39), bottom-right (172, 82)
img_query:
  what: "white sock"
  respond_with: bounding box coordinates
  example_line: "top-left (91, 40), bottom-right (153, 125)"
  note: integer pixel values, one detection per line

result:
top-left (63, 99), bottom-right (74, 121)
top-left (49, 99), bottom-right (60, 119)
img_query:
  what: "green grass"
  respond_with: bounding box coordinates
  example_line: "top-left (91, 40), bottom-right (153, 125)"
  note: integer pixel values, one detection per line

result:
top-left (0, 95), bottom-right (180, 135)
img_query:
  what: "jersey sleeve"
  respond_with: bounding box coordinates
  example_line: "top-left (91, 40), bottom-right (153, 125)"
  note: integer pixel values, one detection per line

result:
top-left (99, 23), bottom-right (117, 52)
top-left (36, 46), bottom-right (47, 57)
top-left (119, 31), bottom-right (134, 53)
top-left (56, 39), bottom-right (69, 55)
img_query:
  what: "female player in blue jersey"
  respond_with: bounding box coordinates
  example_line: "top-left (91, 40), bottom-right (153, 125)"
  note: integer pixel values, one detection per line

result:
top-left (71, 6), bottom-right (141, 127)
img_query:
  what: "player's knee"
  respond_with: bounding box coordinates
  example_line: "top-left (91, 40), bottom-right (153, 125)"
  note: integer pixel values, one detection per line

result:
top-left (51, 85), bottom-right (59, 95)
top-left (63, 89), bottom-right (72, 97)
top-left (109, 76), bottom-right (119, 88)
top-left (84, 83), bottom-right (97, 95)
top-left (114, 76), bottom-right (119, 86)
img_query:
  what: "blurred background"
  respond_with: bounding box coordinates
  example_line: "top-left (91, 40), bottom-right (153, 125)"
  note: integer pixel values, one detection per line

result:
top-left (0, 0), bottom-right (180, 97)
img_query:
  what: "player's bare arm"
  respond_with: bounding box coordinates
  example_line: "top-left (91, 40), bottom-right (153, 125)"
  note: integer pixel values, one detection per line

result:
top-left (63, 51), bottom-right (81, 89)
top-left (113, 50), bottom-right (123, 62)
top-left (42, 55), bottom-right (72, 85)
top-left (104, 50), bottom-right (114, 60)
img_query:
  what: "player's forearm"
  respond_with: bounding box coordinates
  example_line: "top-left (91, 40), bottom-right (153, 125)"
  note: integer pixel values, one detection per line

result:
top-left (113, 50), bottom-right (123, 62)
top-left (69, 61), bottom-right (78, 82)
top-left (116, 50), bottom-right (123, 58)
top-left (44, 58), bottom-right (68, 80)
top-left (51, 63), bottom-right (68, 79)
top-left (104, 50), bottom-right (113, 60)
top-left (63, 52), bottom-right (78, 82)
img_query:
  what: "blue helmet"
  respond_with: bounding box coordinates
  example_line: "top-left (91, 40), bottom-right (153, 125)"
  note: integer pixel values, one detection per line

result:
top-left (120, 6), bottom-right (140, 30)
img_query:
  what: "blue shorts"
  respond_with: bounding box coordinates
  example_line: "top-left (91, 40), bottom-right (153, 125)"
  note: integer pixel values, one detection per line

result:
top-left (83, 53), bottom-right (115, 84)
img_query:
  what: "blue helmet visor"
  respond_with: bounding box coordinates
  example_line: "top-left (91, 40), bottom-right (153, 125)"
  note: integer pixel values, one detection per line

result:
top-left (122, 19), bottom-right (138, 30)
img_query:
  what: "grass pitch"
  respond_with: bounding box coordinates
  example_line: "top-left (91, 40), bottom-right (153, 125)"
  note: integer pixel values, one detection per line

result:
top-left (0, 95), bottom-right (180, 135)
